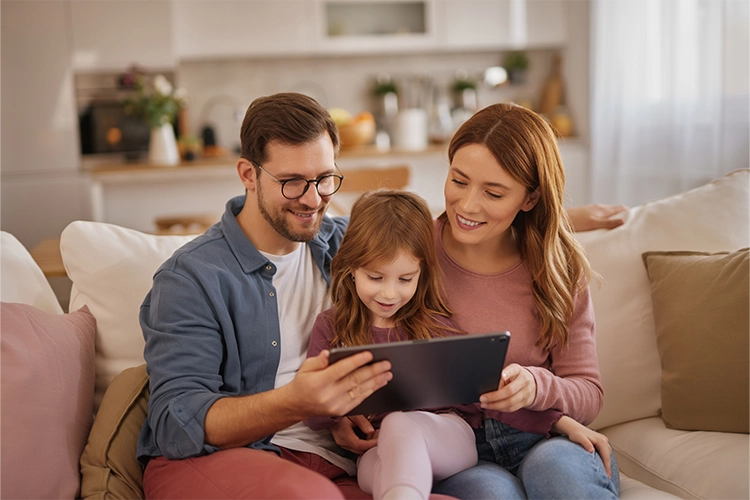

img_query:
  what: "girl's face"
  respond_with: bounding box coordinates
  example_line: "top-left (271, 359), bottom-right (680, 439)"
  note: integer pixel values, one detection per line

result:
top-left (352, 250), bottom-right (421, 329)
top-left (444, 144), bottom-right (539, 248)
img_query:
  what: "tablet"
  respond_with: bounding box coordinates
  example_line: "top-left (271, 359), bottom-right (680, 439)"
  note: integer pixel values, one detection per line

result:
top-left (329, 331), bottom-right (510, 415)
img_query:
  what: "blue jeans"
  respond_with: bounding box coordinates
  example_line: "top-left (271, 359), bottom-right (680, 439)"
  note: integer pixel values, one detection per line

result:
top-left (433, 419), bottom-right (620, 499)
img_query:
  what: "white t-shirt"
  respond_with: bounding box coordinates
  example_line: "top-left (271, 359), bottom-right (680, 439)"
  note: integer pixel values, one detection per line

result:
top-left (260, 244), bottom-right (356, 475)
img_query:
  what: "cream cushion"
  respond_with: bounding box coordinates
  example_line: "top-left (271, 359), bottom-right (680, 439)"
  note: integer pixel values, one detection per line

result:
top-left (1, 231), bottom-right (63, 314)
top-left (602, 417), bottom-right (749, 500)
top-left (575, 169), bottom-right (750, 430)
top-left (60, 221), bottom-right (195, 409)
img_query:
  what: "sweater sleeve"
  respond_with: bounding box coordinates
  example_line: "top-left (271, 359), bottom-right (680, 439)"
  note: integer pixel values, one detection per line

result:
top-left (484, 408), bottom-right (564, 437)
top-left (306, 309), bottom-right (336, 358)
top-left (304, 310), bottom-right (342, 431)
top-left (525, 286), bottom-right (604, 425)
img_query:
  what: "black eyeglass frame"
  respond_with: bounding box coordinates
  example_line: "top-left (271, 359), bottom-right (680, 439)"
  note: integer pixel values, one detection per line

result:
top-left (251, 161), bottom-right (345, 200)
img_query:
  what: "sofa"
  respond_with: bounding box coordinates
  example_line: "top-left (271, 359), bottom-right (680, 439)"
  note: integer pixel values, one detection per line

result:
top-left (1, 169), bottom-right (748, 500)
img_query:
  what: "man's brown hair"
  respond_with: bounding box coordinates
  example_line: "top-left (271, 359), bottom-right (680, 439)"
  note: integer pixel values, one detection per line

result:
top-left (239, 92), bottom-right (340, 164)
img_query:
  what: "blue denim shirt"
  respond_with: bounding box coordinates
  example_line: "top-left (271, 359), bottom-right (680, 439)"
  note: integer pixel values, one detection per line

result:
top-left (136, 195), bottom-right (348, 464)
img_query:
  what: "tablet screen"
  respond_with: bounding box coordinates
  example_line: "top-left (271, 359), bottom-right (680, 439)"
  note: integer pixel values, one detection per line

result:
top-left (329, 331), bottom-right (510, 415)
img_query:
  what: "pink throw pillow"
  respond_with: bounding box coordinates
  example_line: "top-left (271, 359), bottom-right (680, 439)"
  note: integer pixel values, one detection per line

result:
top-left (1, 303), bottom-right (96, 499)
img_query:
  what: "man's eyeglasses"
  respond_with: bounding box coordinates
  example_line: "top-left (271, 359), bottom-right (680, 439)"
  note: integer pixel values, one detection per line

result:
top-left (252, 162), bottom-right (344, 200)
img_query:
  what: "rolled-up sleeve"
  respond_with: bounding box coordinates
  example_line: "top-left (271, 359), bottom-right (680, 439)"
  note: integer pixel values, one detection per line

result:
top-left (140, 269), bottom-right (227, 459)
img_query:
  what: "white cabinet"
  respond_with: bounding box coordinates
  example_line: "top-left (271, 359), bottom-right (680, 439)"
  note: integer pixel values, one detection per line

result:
top-left (173, 0), bottom-right (316, 59)
top-left (437, 0), bottom-right (511, 49)
top-left (525, 0), bottom-right (567, 48)
top-left (68, 0), bottom-right (175, 70)
top-left (436, 0), bottom-right (566, 50)
top-left (66, 0), bottom-right (568, 66)
top-left (1, 0), bottom-right (92, 249)
top-left (315, 0), bottom-right (438, 54)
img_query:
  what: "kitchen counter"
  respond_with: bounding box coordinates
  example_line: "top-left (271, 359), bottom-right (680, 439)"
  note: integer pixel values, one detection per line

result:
top-left (84, 143), bottom-right (448, 175)
top-left (83, 144), bottom-right (450, 232)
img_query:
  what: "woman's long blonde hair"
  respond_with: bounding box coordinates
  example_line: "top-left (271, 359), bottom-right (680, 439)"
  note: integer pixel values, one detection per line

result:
top-left (447, 103), bottom-right (592, 350)
top-left (329, 190), bottom-right (456, 348)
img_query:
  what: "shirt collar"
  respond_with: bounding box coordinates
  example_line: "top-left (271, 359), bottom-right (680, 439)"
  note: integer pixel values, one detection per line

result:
top-left (221, 195), bottom-right (335, 274)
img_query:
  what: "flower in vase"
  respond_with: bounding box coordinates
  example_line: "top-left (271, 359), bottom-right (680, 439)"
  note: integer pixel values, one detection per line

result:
top-left (124, 70), bottom-right (188, 129)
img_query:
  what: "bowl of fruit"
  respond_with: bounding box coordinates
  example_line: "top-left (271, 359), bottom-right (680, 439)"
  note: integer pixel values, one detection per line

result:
top-left (329, 108), bottom-right (376, 149)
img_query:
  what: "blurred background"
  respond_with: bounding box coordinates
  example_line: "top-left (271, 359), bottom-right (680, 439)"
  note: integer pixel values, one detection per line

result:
top-left (2, 0), bottom-right (748, 264)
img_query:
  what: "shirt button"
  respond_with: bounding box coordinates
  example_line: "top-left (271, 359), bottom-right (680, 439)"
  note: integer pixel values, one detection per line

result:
top-left (266, 265), bottom-right (272, 270)
top-left (271, 341), bottom-right (278, 347)
top-left (269, 292), bottom-right (275, 297)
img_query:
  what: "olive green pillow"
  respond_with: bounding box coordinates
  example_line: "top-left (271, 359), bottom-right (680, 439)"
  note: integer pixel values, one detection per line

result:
top-left (642, 248), bottom-right (749, 433)
top-left (80, 364), bottom-right (149, 499)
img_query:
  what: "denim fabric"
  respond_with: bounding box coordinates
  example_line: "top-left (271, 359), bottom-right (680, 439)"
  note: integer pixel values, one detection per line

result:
top-left (433, 418), bottom-right (620, 499)
top-left (476, 417), bottom-right (546, 475)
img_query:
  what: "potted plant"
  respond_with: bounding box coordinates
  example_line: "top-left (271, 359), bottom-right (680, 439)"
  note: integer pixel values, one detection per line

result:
top-left (450, 76), bottom-right (478, 112)
top-left (503, 50), bottom-right (530, 84)
top-left (123, 69), bottom-right (188, 165)
top-left (373, 75), bottom-right (399, 116)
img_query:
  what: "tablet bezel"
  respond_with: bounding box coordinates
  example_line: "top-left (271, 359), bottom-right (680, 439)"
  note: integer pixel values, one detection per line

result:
top-left (328, 331), bottom-right (510, 415)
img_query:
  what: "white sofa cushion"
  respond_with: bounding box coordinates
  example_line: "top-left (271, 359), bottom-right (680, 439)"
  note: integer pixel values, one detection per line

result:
top-left (602, 417), bottom-right (750, 500)
top-left (1, 231), bottom-right (63, 314)
top-left (576, 169), bottom-right (750, 430)
top-left (60, 221), bottom-right (195, 409)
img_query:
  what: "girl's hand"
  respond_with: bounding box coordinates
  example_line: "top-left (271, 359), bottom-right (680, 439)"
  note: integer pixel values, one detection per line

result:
top-left (553, 416), bottom-right (613, 478)
top-left (330, 415), bottom-right (379, 454)
top-left (479, 363), bottom-right (536, 412)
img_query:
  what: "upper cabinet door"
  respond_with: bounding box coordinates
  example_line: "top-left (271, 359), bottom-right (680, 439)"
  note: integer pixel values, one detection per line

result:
top-left (525, 0), bottom-right (567, 48)
top-left (437, 0), bottom-right (511, 49)
top-left (436, 0), bottom-right (566, 50)
top-left (173, 1), bottom-right (316, 59)
top-left (315, 0), bottom-right (438, 54)
top-left (69, 0), bottom-right (176, 71)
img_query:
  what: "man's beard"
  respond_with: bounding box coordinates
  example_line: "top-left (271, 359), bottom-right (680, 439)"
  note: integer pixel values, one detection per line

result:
top-left (257, 181), bottom-right (326, 243)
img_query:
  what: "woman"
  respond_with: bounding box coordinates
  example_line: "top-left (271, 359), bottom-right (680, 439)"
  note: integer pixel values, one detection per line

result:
top-left (332, 103), bottom-right (620, 499)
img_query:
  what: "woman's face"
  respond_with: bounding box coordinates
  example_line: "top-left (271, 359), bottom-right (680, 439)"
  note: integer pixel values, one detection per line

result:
top-left (443, 144), bottom-right (539, 248)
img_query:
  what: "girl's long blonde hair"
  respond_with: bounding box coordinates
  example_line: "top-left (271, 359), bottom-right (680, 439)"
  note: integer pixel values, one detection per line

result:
top-left (329, 190), bottom-right (456, 348)
top-left (447, 103), bottom-right (593, 350)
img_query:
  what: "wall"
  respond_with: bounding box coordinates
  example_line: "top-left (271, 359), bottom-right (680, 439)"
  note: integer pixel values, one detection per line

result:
top-left (178, 49), bottom-right (567, 153)
top-left (1, 1), bottom-right (92, 250)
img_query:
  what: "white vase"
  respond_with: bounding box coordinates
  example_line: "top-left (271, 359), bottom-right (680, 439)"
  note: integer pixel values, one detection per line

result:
top-left (148, 123), bottom-right (180, 166)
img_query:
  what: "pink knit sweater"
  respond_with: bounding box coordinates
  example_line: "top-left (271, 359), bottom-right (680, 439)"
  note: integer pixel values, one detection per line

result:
top-left (434, 218), bottom-right (604, 425)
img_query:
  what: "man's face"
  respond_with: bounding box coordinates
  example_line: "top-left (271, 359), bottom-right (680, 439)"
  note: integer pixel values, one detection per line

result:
top-left (255, 135), bottom-right (337, 243)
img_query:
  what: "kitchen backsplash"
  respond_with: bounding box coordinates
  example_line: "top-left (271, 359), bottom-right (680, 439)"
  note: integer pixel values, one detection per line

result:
top-left (176, 49), bottom-right (561, 151)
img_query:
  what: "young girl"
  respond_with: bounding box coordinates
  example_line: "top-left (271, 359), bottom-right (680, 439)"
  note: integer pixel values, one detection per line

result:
top-left (306, 190), bottom-right (612, 500)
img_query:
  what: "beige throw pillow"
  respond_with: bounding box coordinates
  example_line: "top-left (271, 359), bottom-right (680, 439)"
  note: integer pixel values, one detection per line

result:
top-left (79, 364), bottom-right (150, 500)
top-left (642, 248), bottom-right (749, 433)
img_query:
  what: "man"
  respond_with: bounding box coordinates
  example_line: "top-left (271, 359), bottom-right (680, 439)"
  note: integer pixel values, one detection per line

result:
top-left (138, 92), bottom-right (627, 499)
top-left (137, 93), bottom-right (392, 499)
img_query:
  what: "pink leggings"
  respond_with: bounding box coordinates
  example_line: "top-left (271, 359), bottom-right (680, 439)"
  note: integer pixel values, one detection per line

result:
top-left (143, 445), bottom-right (458, 500)
top-left (357, 412), bottom-right (478, 500)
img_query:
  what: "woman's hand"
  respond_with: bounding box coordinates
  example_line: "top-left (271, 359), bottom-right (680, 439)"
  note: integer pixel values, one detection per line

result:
top-left (330, 415), bottom-right (379, 454)
top-left (553, 416), bottom-right (612, 478)
top-left (479, 363), bottom-right (536, 412)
